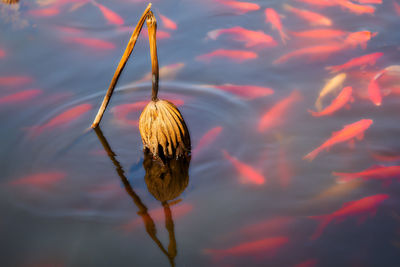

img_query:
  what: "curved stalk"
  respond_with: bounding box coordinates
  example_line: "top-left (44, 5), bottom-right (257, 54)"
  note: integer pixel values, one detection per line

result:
top-left (146, 11), bottom-right (159, 101)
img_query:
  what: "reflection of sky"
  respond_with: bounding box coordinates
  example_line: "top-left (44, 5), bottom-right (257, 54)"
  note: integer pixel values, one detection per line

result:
top-left (0, 0), bottom-right (400, 266)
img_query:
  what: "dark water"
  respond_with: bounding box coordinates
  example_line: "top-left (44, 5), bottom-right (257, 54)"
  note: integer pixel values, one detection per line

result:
top-left (1, 0), bottom-right (400, 266)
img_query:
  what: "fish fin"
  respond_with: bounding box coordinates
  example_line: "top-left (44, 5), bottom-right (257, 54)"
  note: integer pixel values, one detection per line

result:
top-left (356, 132), bottom-right (364, 140)
top-left (315, 98), bottom-right (323, 112)
top-left (207, 29), bottom-right (221, 40)
top-left (309, 215), bottom-right (332, 240)
top-left (356, 214), bottom-right (369, 225)
top-left (348, 139), bottom-right (355, 149)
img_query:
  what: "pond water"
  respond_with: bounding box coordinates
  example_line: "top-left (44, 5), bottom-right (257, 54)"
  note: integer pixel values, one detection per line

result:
top-left (1, 0), bottom-right (400, 266)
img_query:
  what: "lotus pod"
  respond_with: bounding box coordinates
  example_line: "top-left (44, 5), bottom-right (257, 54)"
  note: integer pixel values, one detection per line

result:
top-left (139, 99), bottom-right (191, 160)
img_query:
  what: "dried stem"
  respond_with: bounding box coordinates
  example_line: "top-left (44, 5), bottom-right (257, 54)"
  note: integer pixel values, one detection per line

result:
top-left (91, 3), bottom-right (152, 129)
top-left (147, 11), bottom-right (159, 101)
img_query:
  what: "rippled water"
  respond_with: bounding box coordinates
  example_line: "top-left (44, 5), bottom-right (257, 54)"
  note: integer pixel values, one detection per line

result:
top-left (1, 0), bottom-right (400, 266)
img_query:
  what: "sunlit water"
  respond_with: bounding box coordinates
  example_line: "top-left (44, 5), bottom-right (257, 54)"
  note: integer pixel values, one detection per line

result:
top-left (1, 0), bottom-right (400, 266)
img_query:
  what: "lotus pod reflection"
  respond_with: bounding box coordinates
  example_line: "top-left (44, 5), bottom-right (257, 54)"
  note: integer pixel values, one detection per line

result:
top-left (1, 0), bottom-right (19, 4)
top-left (143, 149), bottom-right (190, 202)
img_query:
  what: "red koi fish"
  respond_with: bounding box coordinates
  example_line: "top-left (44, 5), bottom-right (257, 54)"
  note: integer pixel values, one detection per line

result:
top-left (204, 236), bottom-right (289, 258)
top-left (217, 0), bottom-right (260, 14)
top-left (159, 13), bottom-right (177, 30)
top-left (0, 76), bottom-right (33, 87)
top-left (119, 203), bottom-right (193, 232)
top-left (304, 119), bottom-right (373, 161)
top-left (0, 89), bottom-right (42, 105)
top-left (295, 0), bottom-right (337, 7)
top-left (337, 1), bottom-right (375, 14)
top-left (371, 152), bottom-right (400, 162)
top-left (291, 29), bottom-right (347, 39)
top-left (207, 26), bottom-right (277, 48)
top-left (258, 91), bottom-right (302, 132)
top-left (28, 103), bottom-right (92, 137)
top-left (283, 4), bottom-right (332, 26)
top-left (308, 86), bottom-right (353, 117)
top-left (265, 8), bottom-right (289, 44)
top-left (28, 7), bottom-right (60, 17)
top-left (309, 194), bottom-right (389, 239)
top-left (10, 171), bottom-right (66, 189)
top-left (64, 37), bottom-right (115, 50)
top-left (213, 84), bottom-right (274, 99)
top-left (354, 0), bottom-right (381, 3)
top-left (367, 77), bottom-right (382, 106)
top-left (333, 165), bottom-right (400, 185)
top-left (344, 31), bottom-right (377, 49)
top-left (326, 52), bottom-right (383, 73)
top-left (395, 1), bottom-right (400, 15)
top-left (196, 49), bottom-right (257, 62)
top-left (273, 43), bottom-right (345, 64)
top-left (92, 1), bottom-right (124, 26)
top-left (294, 259), bottom-right (318, 267)
top-left (222, 150), bottom-right (265, 185)
top-left (192, 126), bottom-right (223, 157)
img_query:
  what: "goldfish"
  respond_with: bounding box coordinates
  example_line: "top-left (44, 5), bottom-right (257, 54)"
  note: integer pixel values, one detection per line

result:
top-left (283, 4), bottom-right (332, 26)
top-left (192, 126), bottom-right (223, 157)
top-left (273, 43), bottom-right (345, 64)
top-left (333, 165), bottom-right (400, 185)
top-left (0, 89), bottom-right (42, 105)
top-left (28, 7), bottom-right (60, 17)
top-left (212, 84), bottom-right (274, 99)
top-left (295, 259), bottom-right (318, 267)
top-left (309, 194), bottom-right (389, 239)
top-left (309, 86), bottom-right (353, 117)
top-left (120, 203), bottom-right (193, 232)
top-left (196, 49), bottom-right (257, 62)
top-left (371, 152), bottom-right (400, 162)
top-left (312, 179), bottom-right (363, 202)
top-left (303, 119), bottom-right (373, 161)
top-left (204, 236), bottom-right (289, 258)
top-left (374, 65), bottom-right (400, 80)
top-left (337, 1), bottom-right (375, 14)
top-left (222, 150), bottom-right (265, 185)
top-left (137, 62), bottom-right (184, 83)
top-left (159, 13), bottom-right (177, 30)
top-left (315, 73), bottom-right (347, 111)
top-left (0, 75), bottom-right (33, 87)
top-left (28, 103), bottom-right (92, 137)
top-left (290, 29), bottom-right (347, 39)
top-left (258, 90), bottom-right (302, 132)
top-left (367, 77), bottom-right (382, 106)
top-left (217, 0), bottom-right (260, 14)
top-left (64, 37), bottom-right (115, 50)
top-left (344, 31), bottom-right (377, 49)
top-left (295, 0), bottom-right (337, 7)
top-left (265, 8), bottom-right (289, 44)
top-left (326, 52), bottom-right (383, 73)
top-left (92, 1), bottom-right (124, 26)
top-left (354, 0), bottom-right (381, 3)
top-left (395, 1), bottom-right (400, 15)
top-left (207, 26), bottom-right (277, 48)
top-left (10, 171), bottom-right (66, 189)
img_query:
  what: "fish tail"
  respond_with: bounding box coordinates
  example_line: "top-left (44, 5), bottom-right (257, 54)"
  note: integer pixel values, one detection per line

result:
top-left (207, 29), bottom-right (221, 40)
top-left (307, 109), bottom-right (320, 117)
top-left (309, 215), bottom-right (333, 240)
top-left (303, 147), bottom-right (322, 162)
top-left (23, 125), bottom-right (42, 139)
top-left (332, 172), bottom-right (356, 183)
top-left (315, 98), bottom-right (323, 111)
top-left (325, 65), bottom-right (340, 73)
top-left (279, 30), bottom-right (290, 45)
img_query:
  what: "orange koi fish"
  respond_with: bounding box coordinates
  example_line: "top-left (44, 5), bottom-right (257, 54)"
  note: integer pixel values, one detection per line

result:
top-left (367, 77), bottom-right (382, 106)
top-left (344, 31), bottom-right (377, 49)
top-left (294, 259), bottom-right (318, 267)
top-left (192, 126), bottom-right (223, 157)
top-left (371, 152), bottom-right (400, 162)
top-left (213, 84), bottom-right (274, 99)
top-left (309, 194), bottom-right (389, 239)
top-left (304, 119), bottom-right (373, 161)
top-left (222, 150), bottom-right (265, 185)
top-left (354, 0), bottom-right (381, 3)
top-left (291, 29), bottom-right (347, 39)
top-left (0, 89), bottom-right (42, 105)
top-left (204, 236), bottom-right (289, 258)
top-left (0, 76), bottom-right (33, 87)
top-left (333, 165), bottom-right (400, 185)
top-left (28, 7), bottom-right (60, 17)
top-left (265, 8), bottom-right (289, 44)
top-left (10, 171), bottom-right (66, 189)
top-left (196, 49), bottom-right (257, 62)
top-left (295, 0), bottom-right (337, 7)
top-left (283, 4), bottom-right (332, 26)
top-left (28, 103), bottom-right (92, 137)
top-left (326, 52), bottom-right (383, 73)
top-left (258, 90), bottom-right (302, 132)
top-left (120, 203), bottom-right (193, 232)
top-left (273, 43), bottom-right (345, 64)
top-left (395, 1), bottom-right (400, 15)
top-left (308, 86), bottom-right (353, 117)
top-left (92, 1), bottom-right (124, 26)
top-left (312, 179), bottom-right (362, 202)
top-left (337, 0), bottom-right (375, 14)
top-left (207, 26), bottom-right (277, 48)
top-left (64, 37), bottom-right (115, 50)
top-left (159, 13), bottom-right (177, 30)
top-left (218, 0), bottom-right (260, 14)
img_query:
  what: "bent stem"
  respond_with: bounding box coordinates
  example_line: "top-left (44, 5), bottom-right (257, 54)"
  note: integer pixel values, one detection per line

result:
top-left (147, 11), bottom-right (159, 101)
top-left (91, 3), bottom-right (152, 129)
